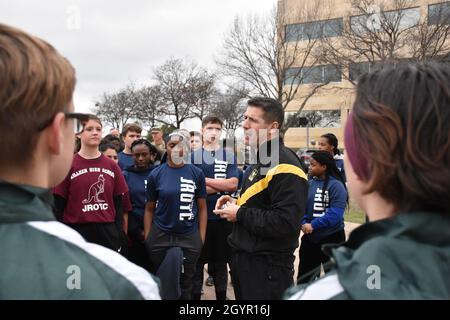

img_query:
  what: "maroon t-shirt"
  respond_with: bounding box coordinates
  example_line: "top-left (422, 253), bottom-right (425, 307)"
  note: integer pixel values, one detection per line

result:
top-left (54, 153), bottom-right (128, 224)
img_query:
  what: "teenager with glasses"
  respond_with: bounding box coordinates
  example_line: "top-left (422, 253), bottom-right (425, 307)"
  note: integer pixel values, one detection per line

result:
top-left (37, 112), bottom-right (89, 133)
top-left (0, 22), bottom-right (159, 299)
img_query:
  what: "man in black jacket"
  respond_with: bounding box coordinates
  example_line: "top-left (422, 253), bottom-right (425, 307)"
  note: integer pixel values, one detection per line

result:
top-left (214, 97), bottom-right (308, 300)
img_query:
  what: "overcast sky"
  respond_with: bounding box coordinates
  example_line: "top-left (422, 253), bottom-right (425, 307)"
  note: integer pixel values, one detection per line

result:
top-left (0, 0), bottom-right (275, 131)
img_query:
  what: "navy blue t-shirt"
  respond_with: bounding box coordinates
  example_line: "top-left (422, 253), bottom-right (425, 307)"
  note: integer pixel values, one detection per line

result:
top-left (191, 148), bottom-right (239, 220)
top-left (146, 163), bottom-right (206, 234)
top-left (118, 152), bottom-right (134, 171)
top-left (123, 166), bottom-right (155, 217)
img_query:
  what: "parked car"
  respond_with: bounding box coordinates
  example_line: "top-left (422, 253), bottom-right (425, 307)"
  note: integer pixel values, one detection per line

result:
top-left (296, 148), bottom-right (320, 174)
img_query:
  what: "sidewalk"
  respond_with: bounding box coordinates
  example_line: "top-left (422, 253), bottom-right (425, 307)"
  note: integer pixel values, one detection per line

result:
top-left (201, 222), bottom-right (361, 300)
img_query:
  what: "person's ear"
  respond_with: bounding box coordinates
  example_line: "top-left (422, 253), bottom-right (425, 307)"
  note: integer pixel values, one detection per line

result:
top-left (46, 112), bottom-right (66, 155)
top-left (268, 121), bottom-right (280, 137)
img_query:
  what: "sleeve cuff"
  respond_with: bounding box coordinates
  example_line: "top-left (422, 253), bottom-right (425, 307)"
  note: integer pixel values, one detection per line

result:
top-left (236, 206), bottom-right (245, 222)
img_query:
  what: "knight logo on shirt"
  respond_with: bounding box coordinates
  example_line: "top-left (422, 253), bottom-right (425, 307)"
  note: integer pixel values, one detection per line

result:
top-left (179, 177), bottom-right (195, 221)
top-left (82, 174), bottom-right (109, 212)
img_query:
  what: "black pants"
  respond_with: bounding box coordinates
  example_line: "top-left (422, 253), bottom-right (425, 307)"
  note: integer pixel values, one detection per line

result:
top-left (68, 222), bottom-right (122, 253)
top-left (145, 225), bottom-right (202, 300)
top-left (297, 229), bottom-right (346, 284)
top-left (127, 214), bottom-right (152, 270)
top-left (192, 219), bottom-right (232, 300)
top-left (192, 261), bottom-right (228, 300)
top-left (230, 251), bottom-right (294, 300)
top-left (128, 240), bottom-right (152, 272)
top-left (207, 264), bottom-right (215, 277)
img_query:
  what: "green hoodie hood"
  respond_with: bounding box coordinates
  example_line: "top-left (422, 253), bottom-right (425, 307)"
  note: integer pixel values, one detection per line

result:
top-left (331, 212), bottom-right (450, 299)
top-left (0, 181), bottom-right (55, 223)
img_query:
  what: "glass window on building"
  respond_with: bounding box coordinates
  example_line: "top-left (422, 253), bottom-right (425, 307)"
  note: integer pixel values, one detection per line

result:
top-left (285, 18), bottom-right (343, 42)
top-left (349, 62), bottom-right (372, 81)
top-left (284, 67), bottom-right (302, 85)
top-left (285, 24), bottom-right (303, 42)
top-left (351, 7), bottom-right (420, 34)
top-left (429, 2), bottom-right (450, 25)
top-left (302, 66), bottom-right (323, 84)
top-left (349, 61), bottom-right (414, 81)
top-left (293, 110), bottom-right (341, 128)
top-left (285, 65), bottom-right (342, 85)
top-left (350, 14), bottom-right (368, 34)
top-left (384, 7), bottom-right (420, 29)
top-left (324, 65), bottom-right (342, 82)
top-left (323, 18), bottom-right (344, 37)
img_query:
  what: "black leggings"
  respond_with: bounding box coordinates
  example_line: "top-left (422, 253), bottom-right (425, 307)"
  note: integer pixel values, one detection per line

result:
top-left (192, 262), bottom-right (229, 300)
top-left (297, 229), bottom-right (345, 284)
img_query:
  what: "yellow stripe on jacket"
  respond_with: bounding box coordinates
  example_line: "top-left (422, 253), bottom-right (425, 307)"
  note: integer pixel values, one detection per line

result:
top-left (237, 164), bottom-right (307, 206)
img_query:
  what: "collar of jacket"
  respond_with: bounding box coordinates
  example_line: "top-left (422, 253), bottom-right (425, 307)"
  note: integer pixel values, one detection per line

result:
top-left (330, 211), bottom-right (450, 299)
top-left (0, 181), bottom-right (55, 223)
top-left (341, 211), bottom-right (450, 250)
top-left (256, 137), bottom-right (284, 167)
top-left (124, 165), bottom-right (155, 174)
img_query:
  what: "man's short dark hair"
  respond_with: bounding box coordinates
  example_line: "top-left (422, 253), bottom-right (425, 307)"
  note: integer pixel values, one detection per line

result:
top-left (202, 116), bottom-right (223, 128)
top-left (247, 97), bottom-right (284, 128)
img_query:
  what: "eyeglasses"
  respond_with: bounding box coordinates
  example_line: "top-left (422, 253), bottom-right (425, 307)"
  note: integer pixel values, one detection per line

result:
top-left (37, 112), bottom-right (90, 134)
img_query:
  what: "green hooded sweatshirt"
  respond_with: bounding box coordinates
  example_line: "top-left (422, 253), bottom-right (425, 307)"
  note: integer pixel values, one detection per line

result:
top-left (287, 212), bottom-right (450, 299)
top-left (0, 181), bottom-right (160, 299)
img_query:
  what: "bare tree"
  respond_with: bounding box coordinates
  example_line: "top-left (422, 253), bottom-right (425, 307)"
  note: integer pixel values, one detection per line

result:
top-left (93, 82), bottom-right (139, 130)
top-left (154, 58), bottom-right (215, 128)
top-left (318, 0), bottom-right (450, 84)
top-left (134, 85), bottom-right (167, 129)
top-left (188, 70), bottom-right (217, 121)
top-left (217, 2), bottom-right (332, 127)
top-left (211, 87), bottom-right (249, 139)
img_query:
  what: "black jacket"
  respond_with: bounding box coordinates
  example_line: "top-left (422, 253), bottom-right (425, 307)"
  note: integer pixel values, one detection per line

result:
top-left (228, 139), bottom-right (308, 256)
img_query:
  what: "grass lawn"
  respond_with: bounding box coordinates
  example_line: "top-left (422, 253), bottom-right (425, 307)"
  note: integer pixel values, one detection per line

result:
top-left (345, 199), bottom-right (366, 224)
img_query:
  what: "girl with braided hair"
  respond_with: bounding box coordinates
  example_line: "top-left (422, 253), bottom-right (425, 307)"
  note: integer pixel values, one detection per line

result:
top-left (296, 150), bottom-right (348, 284)
top-left (318, 133), bottom-right (346, 182)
